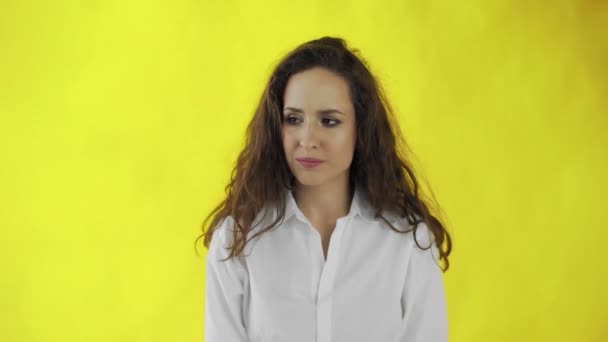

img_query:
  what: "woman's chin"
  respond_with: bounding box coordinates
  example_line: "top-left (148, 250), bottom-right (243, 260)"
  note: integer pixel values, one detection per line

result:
top-left (293, 176), bottom-right (326, 187)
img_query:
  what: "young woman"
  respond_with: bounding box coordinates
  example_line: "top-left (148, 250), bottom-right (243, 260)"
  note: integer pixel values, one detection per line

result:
top-left (198, 36), bottom-right (453, 342)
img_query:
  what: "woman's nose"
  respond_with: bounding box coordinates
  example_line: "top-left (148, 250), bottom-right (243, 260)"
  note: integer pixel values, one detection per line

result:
top-left (299, 122), bottom-right (320, 149)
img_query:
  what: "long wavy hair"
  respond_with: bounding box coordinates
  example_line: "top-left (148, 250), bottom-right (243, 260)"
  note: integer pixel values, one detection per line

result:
top-left (195, 36), bottom-right (452, 271)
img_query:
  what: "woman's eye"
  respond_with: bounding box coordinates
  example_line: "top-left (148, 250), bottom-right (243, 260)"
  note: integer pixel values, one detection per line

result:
top-left (285, 116), bottom-right (300, 124)
top-left (284, 115), bottom-right (340, 127)
top-left (322, 118), bottom-right (340, 126)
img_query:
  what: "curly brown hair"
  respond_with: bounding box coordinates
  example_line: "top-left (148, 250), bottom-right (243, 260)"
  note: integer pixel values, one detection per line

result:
top-left (195, 36), bottom-right (452, 272)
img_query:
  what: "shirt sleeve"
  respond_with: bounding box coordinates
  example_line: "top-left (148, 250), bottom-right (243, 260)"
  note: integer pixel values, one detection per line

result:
top-left (399, 222), bottom-right (448, 342)
top-left (204, 216), bottom-right (250, 342)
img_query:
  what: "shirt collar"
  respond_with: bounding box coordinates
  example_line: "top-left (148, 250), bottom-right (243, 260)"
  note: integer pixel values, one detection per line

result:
top-left (281, 185), bottom-right (376, 224)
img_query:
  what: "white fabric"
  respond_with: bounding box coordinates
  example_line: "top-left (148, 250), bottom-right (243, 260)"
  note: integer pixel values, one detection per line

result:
top-left (204, 186), bottom-right (448, 342)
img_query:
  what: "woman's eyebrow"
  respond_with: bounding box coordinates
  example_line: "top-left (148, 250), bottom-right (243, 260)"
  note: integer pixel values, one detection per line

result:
top-left (283, 107), bottom-right (345, 115)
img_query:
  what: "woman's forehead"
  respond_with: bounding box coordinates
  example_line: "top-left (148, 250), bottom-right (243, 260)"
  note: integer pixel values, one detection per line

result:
top-left (283, 68), bottom-right (353, 112)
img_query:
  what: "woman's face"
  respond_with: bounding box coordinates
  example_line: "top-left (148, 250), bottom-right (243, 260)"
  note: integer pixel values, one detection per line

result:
top-left (281, 66), bottom-right (357, 188)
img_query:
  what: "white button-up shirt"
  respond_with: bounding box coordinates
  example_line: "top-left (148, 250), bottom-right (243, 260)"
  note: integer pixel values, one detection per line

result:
top-left (204, 186), bottom-right (447, 342)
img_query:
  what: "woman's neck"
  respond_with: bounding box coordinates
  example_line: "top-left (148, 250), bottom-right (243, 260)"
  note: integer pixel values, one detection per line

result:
top-left (292, 179), bottom-right (354, 226)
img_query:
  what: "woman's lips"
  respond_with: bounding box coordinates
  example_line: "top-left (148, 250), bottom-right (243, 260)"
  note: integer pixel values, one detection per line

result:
top-left (296, 158), bottom-right (324, 169)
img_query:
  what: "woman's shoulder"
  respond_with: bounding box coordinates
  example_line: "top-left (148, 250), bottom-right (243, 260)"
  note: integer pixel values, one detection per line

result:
top-left (212, 206), bottom-right (276, 236)
top-left (208, 215), bottom-right (236, 254)
top-left (379, 212), bottom-right (436, 250)
top-left (210, 207), bottom-right (280, 254)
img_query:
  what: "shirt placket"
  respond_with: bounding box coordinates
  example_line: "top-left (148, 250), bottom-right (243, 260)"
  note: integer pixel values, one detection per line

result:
top-left (311, 217), bottom-right (349, 342)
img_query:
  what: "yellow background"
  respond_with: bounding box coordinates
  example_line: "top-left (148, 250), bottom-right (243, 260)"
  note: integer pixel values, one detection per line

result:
top-left (1, 0), bottom-right (606, 341)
